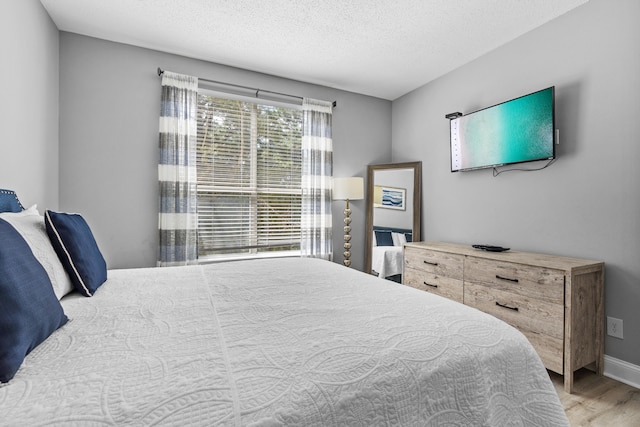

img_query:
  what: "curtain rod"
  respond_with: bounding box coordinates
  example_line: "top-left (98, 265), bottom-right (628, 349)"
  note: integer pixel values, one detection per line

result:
top-left (157, 68), bottom-right (336, 108)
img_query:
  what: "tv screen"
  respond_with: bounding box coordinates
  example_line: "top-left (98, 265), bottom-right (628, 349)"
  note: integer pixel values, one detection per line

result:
top-left (450, 87), bottom-right (555, 172)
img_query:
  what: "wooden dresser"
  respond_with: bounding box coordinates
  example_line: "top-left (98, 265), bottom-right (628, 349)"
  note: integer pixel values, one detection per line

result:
top-left (403, 241), bottom-right (604, 393)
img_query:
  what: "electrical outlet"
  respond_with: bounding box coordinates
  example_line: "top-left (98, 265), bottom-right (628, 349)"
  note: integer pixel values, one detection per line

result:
top-left (607, 316), bottom-right (624, 339)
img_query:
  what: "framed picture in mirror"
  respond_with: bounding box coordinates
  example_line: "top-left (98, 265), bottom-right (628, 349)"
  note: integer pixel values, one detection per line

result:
top-left (374, 186), bottom-right (406, 210)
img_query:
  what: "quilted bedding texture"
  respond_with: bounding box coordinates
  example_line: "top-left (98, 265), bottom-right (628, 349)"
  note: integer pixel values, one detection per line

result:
top-left (0, 257), bottom-right (568, 426)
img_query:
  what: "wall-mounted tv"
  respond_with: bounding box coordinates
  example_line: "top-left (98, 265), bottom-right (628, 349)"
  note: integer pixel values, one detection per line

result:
top-left (450, 87), bottom-right (556, 172)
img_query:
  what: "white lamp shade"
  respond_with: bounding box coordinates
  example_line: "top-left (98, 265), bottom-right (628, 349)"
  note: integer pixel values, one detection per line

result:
top-left (333, 177), bottom-right (364, 201)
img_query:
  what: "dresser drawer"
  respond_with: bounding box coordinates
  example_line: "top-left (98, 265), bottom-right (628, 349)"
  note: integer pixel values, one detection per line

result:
top-left (403, 267), bottom-right (464, 303)
top-left (464, 282), bottom-right (564, 373)
top-left (464, 256), bottom-right (564, 305)
top-left (404, 247), bottom-right (464, 279)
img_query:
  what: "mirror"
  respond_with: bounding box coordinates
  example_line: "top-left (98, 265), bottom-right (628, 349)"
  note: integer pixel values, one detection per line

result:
top-left (365, 161), bottom-right (421, 278)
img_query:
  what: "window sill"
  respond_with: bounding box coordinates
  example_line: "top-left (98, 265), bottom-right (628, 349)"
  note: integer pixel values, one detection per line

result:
top-left (197, 250), bottom-right (301, 265)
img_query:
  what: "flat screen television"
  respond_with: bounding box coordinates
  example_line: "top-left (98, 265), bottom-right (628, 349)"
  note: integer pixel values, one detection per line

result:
top-left (450, 86), bottom-right (556, 172)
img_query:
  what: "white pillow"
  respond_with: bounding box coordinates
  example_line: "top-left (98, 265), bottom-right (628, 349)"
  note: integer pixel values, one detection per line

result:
top-left (392, 232), bottom-right (407, 247)
top-left (0, 205), bottom-right (74, 299)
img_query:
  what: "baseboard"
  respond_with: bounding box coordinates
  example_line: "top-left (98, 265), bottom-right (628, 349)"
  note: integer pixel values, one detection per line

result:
top-left (604, 355), bottom-right (640, 389)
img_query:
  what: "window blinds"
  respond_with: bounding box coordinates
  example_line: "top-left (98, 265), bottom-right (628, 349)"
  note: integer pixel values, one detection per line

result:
top-left (196, 94), bottom-right (302, 258)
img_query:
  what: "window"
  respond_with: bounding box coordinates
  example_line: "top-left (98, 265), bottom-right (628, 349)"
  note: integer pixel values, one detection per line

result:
top-left (196, 92), bottom-right (303, 260)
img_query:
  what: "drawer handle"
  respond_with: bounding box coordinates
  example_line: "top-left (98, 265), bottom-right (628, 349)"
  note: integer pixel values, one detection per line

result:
top-left (496, 301), bottom-right (519, 311)
top-left (496, 274), bottom-right (519, 283)
top-left (423, 281), bottom-right (438, 288)
top-left (423, 260), bottom-right (439, 266)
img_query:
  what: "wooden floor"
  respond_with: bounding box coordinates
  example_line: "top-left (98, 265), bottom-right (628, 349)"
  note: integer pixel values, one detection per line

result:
top-left (550, 369), bottom-right (640, 426)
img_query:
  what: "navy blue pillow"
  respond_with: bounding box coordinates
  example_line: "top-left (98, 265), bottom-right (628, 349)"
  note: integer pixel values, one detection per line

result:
top-left (0, 189), bottom-right (24, 213)
top-left (0, 218), bottom-right (68, 383)
top-left (374, 230), bottom-right (394, 246)
top-left (45, 210), bottom-right (107, 297)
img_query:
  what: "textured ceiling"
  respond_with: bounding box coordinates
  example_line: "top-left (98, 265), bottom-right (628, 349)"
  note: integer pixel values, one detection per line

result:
top-left (40, 0), bottom-right (588, 100)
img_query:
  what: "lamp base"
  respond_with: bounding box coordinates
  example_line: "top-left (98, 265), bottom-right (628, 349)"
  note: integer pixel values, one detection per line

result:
top-left (343, 199), bottom-right (353, 267)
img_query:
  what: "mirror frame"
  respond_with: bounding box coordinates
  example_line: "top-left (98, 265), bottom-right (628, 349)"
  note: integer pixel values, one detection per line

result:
top-left (364, 161), bottom-right (422, 274)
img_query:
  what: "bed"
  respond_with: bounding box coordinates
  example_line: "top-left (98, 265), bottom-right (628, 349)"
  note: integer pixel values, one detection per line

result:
top-left (371, 245), bottom-right (403, 279)
top-left (371, 226), bottom-right (412, 280)
top-left (0, 191), bottom-right (569, 426)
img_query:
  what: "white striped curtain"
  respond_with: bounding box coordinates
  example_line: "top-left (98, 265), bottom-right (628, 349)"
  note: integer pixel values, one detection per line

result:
top-left (301, 98), bottom-right (333, 260)
top-left (158, 71), bottom-right (199, 266)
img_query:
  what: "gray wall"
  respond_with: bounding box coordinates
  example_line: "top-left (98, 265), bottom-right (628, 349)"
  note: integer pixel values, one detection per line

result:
top-left (59, 33), bottom-right (391, 271)
top-left (392, 0), bottom-right (640, 366)
top-left (0, 0), bottom-right (59, 210)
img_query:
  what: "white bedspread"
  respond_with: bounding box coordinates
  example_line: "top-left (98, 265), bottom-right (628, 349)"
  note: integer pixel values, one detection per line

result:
top-left (371, 245), bottom-right (404, 278)
top-left (0, 258), bottom-right (568, 426)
